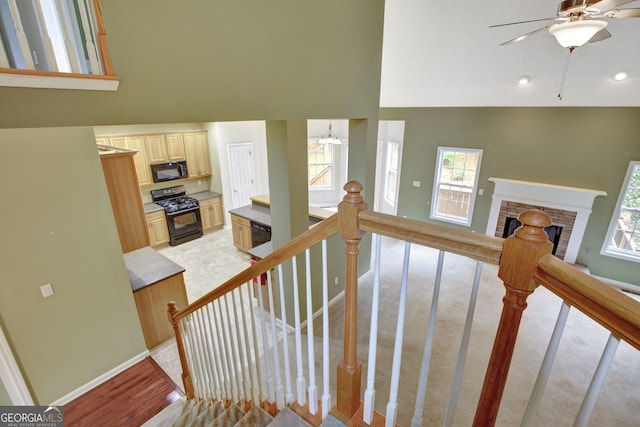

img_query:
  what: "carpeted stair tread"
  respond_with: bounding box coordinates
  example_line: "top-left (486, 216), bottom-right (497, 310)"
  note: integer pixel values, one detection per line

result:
top-left (235, 406), bottom-right (273, 426)
top-left (319, 414), bottom-right (348, 427)
top-left (211, 404), bottom-right (246, 426)
top-left (268, 407), bottom-right (313, 427)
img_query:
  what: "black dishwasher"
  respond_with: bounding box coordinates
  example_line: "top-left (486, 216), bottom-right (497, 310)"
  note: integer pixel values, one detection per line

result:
top-left (250, 221), bottom-right (271, 248)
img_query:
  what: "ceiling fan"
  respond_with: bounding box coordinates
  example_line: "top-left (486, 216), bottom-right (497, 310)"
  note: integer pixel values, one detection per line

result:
top-left (491, 0), bottom-right (640, 99)
top-left (492, 0), bottom-right (640, 48)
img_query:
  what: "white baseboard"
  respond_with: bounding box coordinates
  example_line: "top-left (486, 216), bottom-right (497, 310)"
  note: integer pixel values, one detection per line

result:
top-left (299, 289), bottom-right (345, 332)
top-left (593, 275), bottom-right (640, 295)
top-left (49, 350), bottom-right (150, 406)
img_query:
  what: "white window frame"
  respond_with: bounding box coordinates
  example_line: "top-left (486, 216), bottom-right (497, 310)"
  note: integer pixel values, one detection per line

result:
top-left (384, 140), bottom-right (400, 204)
top-left (308, 139), bottom-right (335, 191)
top-left (601, 161), bottom-right (640, 263)
top-left (430, 147), bottom-right (483, 226)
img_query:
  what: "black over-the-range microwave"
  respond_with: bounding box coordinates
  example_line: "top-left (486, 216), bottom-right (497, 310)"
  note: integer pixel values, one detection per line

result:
top-left (150, 160), bottom-right (189, 183)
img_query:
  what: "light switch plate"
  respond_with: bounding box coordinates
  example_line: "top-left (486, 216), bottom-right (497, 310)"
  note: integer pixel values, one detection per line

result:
top-left (40, 283), bottom-right (54, 298)
top-left (412, 181), bottom-right (421, 187)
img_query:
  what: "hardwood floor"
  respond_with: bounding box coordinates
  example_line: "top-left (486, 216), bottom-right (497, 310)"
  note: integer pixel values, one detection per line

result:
top-left (64, 357), bottom-right (183, 427)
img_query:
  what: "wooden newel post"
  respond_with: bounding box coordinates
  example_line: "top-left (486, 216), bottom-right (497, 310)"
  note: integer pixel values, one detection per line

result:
top-left (336, 181), bottom-right (367, 419)
top-left (167, 302), bottom-right (194, 399)
top-left (473, 209), bottom-right (553, 426)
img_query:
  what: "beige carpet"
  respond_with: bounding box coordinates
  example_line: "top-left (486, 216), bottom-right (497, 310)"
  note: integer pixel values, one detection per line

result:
top-left (152, 230), bottom-right (640, 426)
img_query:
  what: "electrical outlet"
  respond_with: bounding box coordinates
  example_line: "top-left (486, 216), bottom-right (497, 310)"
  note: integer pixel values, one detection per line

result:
top-left (412, 181), bottom-right (421, 187)
top-left (478, 188), bottom-right (484, 196)
top-left (334, 276), bottom-right (339, 286)
top-left (40, 283), bottom-right (54, 298)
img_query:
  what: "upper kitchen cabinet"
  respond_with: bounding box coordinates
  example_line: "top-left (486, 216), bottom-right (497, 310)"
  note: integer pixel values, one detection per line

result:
top-left (146, 134), bottom-right (186, 163)
top-left (183, 132), bottom-right (212, 178)
top-left (106, 136), bottom-right (152, 186)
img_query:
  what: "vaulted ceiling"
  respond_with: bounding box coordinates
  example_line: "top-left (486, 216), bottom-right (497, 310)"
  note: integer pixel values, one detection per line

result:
top-left (380, 0), bottom-right (640, 107)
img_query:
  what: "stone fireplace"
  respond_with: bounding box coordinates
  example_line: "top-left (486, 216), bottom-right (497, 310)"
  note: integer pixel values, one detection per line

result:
top-left (486, 178), bottom-right (607, 264)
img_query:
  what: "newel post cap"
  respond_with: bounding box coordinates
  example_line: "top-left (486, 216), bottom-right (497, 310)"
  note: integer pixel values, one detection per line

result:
top-left (498, 209), bottom-right (554, 292)
top-left (338, 181), bottom-right (367, 240)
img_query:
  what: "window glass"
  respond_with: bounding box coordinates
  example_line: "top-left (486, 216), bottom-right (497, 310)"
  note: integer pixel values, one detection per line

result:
top-left (430, 147), bottom-right (483, 226)
top-left (602, 161), bottom-right (640, 262)
top-left (308, 139), bottom-right (333, 188)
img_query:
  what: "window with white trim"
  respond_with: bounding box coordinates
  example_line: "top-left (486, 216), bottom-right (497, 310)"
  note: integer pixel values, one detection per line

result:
top-left (602, 161), bottom-right (640, 262)
top-left (385, 141), bottom-right (400, 203)
top-left (430, 147), bottom-right (483, 226)
top-left (308, 139), bottom-right (334, 189)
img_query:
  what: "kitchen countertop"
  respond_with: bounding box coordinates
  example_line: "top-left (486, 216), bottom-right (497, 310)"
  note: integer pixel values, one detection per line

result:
top-left (228, 204), bottom-right (272, 226)
top-left (123, 246), bottom-right (185, 292)
top-left (247, 241), bottom-right (273, 260)
top-left (143, 190), bottom-right (222, 214)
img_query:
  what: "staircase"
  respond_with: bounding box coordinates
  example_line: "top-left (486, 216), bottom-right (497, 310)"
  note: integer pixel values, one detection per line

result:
top-left (146, 398), bottom-right (348, 427)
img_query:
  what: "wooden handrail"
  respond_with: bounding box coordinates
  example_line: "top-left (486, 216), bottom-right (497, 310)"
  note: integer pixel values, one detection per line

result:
top-left (358, 210), bottom-right (504, 265)
top-left (535, 254), bottom-right (640, 351)
top-left (169, 214), bottom-right (338, 322)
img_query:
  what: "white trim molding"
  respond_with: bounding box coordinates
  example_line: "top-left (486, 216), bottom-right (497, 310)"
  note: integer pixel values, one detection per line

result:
top-left (0, 73), bottom-right (119, 91)
top-left (49, 350), bottom-right (149, 406)
top-left (486, 178), bottom-right (607, 263)
top-left (0, 325), bottom-right (33, 405)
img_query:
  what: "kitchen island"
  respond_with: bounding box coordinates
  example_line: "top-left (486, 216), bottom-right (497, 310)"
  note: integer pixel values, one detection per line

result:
top-left (123, 246), bottom-right (187, 349)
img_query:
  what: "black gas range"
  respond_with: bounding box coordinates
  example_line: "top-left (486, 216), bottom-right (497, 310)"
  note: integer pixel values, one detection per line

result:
top-left (151, 185), bottom-right (203, 246)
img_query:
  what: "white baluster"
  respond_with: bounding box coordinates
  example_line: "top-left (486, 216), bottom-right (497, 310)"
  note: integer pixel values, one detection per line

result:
top-left (239, 282), bottom-right (260, 404)
top-left (385, 242), bottom-right (412, 427)
top-left (321, 240), bottom-right (331, 420)
top-left (247, 280), bottom-right (266, 402)
top-left (221, 296), bottom-right (241, 402)
top-left (194, 309), bottom-right (215, 401)
top-left (364, 234), bottom-right (382, 424)
top-left (225, 293), bottom-right (245, 401)
top-left (7, 0), bottom-right (35, 69)
top-left (292, 255), bottom-right (307, 405)
top-left (305, 248), bottom-right (318, 414)
top-left (179, 318), bottom-right (199, 396)
top-left (256, 273), bottom-right (275, 403)
top-left (75, 0), bottom-right (100, 73)
top-left (186, 313), bottom-right (205, 398)
top-left (443, 260), bottom-right (484, 426)
top-left (574, 334), bottom-right (620, 427)
top-left (521, 301), bottom-right (571, 427)
top-left (267, 271), bottom-right (285, 409)
top-left (204, 304), bottom-right (224, 400)
top-left (214, 299), bottom-right (233, 400)
top-left (54, 0), bottom-right (81, 72)
top-left (33, 0), bottom-right (59, 71)
top-left (277, 264), bottom-right (295, 404)
top-left (231, 289), bottom-right (251, 402)
top-left (410, 250), bottom-right (445, 427)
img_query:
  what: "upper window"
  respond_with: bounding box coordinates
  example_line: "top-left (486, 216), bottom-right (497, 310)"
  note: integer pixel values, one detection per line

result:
top-left (602, 161), bottom-right (640, 263)
top-left (385, 141), bottom-right (400, 203)
top-left (430, 147), bottom-right (483, 226)
top-left (308, 139), bottom-right (334, 189)
top-left (0, 0), bottom-right (118, 90)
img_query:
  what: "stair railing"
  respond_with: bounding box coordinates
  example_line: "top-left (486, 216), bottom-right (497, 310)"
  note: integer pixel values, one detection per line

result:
top-left (168, 214), bottom-right (339, 418)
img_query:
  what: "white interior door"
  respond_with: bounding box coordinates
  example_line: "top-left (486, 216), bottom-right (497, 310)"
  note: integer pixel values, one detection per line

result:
top-left (227, 143), bottom-right (255, 208)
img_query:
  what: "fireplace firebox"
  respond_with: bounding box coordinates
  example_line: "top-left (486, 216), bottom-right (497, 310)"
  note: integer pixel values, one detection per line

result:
top-left (502, 216), bottom-right (563, 255)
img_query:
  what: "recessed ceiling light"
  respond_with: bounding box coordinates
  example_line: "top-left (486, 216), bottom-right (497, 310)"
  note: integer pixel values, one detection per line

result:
top-left (613, 71), bottom-right (628, 81)
top-left (518, 75), bottom-right (531, 85)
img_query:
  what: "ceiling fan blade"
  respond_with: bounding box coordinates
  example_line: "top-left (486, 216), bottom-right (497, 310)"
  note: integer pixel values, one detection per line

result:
top-left (499, 25), bottom-right (552, 46)
top-left (588, 28), bottom-right (612, 42)
top-left (489, 17), bottom-right (558, 28)
top-left (605, 7), bottom-right (640, 17)
top-left (589, 0), bottom-right (637, 12)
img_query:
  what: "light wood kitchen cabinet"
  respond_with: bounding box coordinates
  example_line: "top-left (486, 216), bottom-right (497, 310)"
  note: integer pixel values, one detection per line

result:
top-left (99, 147), bottom-right (150, 253)
top-left (105, 136), bottom-right (152, 186)
top-left (183, 131), bottom-right (212, 178)
top-left (200, 197), bottom-right (224, 233)
top-left (145, 134), bottom-right (169, 163)
top-left (231, 213), bottom-right (252, 252)
top-left (133, 272), bottom-right (187, 349)
top-left (165, 133), bottom-right (186, 160)
top-left (146, 210), bottom-right (170, 248)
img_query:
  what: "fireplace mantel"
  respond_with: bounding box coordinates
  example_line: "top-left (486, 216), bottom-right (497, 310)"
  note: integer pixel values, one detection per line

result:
top-left (486, 178), bottom-right (607, 263)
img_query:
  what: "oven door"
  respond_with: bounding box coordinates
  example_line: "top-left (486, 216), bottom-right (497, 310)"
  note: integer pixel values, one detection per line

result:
top-left (166, 207), bottom-right (202, 245)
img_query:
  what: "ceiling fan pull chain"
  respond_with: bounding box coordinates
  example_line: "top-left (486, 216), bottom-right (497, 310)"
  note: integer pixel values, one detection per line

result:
top-left (557, 47), bottom-right (574, 101)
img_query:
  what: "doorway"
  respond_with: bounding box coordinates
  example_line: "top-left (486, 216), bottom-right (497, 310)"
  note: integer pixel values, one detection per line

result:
top-left (374, 120), bottom-right (405, 215)
top-left (227, 143), bottom-right (256, 209)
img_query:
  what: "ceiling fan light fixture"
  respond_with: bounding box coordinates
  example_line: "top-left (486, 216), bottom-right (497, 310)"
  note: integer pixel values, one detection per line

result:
top-left (548, 19), bottom-right (608, 48)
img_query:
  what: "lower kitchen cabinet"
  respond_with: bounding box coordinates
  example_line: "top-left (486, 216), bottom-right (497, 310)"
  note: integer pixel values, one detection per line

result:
top-left (231, 213), bottom-right (252, 252)
top-left (146, 210), bottom-right (170, 248)
top-left (133, 273), bottom-right (188, 349)
top-left (200, 196), bottom-right (224, 233)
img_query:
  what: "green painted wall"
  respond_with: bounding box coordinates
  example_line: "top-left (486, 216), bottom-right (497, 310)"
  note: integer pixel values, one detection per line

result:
top-left (379, 107), bottom-right (640, 287)
top-left (0, 380), bottom-right (10, 405)
top-left (0, 127), bottom-right (147, 404)
top-left (0, 0), bottom-right (384, 403)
